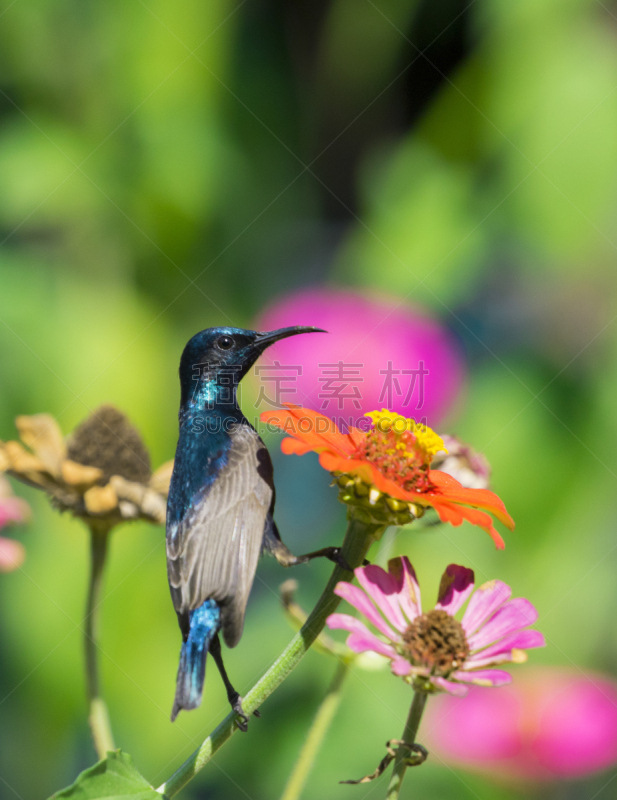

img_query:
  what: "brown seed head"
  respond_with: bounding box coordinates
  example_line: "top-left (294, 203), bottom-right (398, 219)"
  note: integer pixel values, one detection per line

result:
top-left (401, 609), bottom-right (469, 676)
top-left (67, 405), bottom-right (151, 484)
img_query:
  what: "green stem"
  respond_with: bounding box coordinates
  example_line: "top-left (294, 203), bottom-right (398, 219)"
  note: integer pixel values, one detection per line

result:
top-left (385, 691), bottom-right (428, 800)
top-left (280, 659), bottom-right (349, 800)
top-left (157, 516), bottom-right (382, 798)
top-left (85, 524), bottom-right (115, 760)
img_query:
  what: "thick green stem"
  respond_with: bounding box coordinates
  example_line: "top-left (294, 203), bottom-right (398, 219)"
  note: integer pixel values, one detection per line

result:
top-left (385, 692), bottom-right (428, 800)
top-left (157, 516), bottom-right (382, 798)
top-left (85, 525), bottom-right (115, 759)
top-left (280, 659), bottom-right (349, 800)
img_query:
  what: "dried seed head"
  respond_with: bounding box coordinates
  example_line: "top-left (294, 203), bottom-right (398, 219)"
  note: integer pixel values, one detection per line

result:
top-left (67, 405), bottom-right (151, 484)
top-left (402, 609), bottom-right (469, 676)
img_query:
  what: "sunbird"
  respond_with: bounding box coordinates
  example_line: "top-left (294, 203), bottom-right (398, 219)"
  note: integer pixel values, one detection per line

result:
top-left (167, 326), bottom-right (343, 728)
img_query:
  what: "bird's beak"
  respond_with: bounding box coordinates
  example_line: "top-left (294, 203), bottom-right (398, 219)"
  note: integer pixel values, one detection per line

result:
top-left (252, 326), bottom-right (327, 353)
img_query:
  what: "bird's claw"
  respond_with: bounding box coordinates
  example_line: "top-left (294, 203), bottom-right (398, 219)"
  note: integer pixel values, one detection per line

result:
top-left (325, 547), bottom-right (353, 572)
top-left (231, 696), bottom-right (250, 732)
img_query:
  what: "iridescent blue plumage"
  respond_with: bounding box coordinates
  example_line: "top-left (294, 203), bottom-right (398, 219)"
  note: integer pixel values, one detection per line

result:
top-left (166, 401), bottom-right (233, 559)
top-left (166, 325), bottom-right (331, 727)
top-left (172, 599), bottom-right (221, 719)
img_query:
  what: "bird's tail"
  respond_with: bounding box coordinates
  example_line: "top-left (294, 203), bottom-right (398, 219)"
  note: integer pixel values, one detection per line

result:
top-left (171, 599), bottom-right (221, 721)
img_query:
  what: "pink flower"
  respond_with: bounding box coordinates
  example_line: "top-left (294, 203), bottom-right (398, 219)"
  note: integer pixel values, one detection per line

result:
top-left (254, 288), bottom-right (465, 430)
top-left (326, 557), bottom-right (544, 695)
top-left (0, 475), bottom-right (28, 572)
top-left (432, 435), bottom-right (491, 490)
top-left (425, 668), bottom-right (617, 781)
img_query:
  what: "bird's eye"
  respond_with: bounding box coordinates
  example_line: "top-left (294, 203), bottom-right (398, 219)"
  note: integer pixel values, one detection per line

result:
top-left (216, 335), bottom-right (234, 351)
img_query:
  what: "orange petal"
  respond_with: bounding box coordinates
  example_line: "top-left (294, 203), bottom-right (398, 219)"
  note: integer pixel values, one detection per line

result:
top-left (261, 406), bottom-right (357, 456)
top-left (429, 470), bottom-right (515, 530)
top-left (281, 438), bottom-right (318, 456)
top-left (347, 426), bottom-right (367, 449)
top-left (318, 452), bottom-right (376, 484)
top-left (431, 501), bottom-right (506, 549)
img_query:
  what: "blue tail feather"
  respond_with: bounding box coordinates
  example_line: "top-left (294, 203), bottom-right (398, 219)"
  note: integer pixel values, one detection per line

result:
top-left (171, 599), bottom-right (221, 721)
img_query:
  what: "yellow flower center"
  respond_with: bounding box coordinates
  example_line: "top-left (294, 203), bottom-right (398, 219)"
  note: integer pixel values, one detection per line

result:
top-left (365, 410), bottom-right (446, 460)
top-left (361, 410), bottom-right (446, 493)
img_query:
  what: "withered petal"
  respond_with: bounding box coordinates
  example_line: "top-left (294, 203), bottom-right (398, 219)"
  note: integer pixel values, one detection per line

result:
top-left (83, 484), bottom-right (118, 515)
top-left (15, 414), bottom-right (66, 477)
top-left (149, 459), bottom-right (174, 496)
top-left (2, 441), bottom-right (48, 477)
top-left (61, 460), bottom-right (104, 490)
top-left (118, 501), bottom-right (139, 519)
top-left (110, 475), bottom-right (166, 524)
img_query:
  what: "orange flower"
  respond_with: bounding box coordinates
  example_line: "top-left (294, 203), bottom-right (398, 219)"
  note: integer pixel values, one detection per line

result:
top-left (260, 406), bottom-right (513, 549)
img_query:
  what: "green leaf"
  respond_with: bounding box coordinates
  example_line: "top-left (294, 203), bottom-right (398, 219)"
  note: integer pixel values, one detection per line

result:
top-left (49, 750), bottom-right (166, 800)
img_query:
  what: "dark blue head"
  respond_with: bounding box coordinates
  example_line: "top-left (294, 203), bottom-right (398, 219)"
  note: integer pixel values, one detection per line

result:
top-left (179, 325), bottom-right (325, 409)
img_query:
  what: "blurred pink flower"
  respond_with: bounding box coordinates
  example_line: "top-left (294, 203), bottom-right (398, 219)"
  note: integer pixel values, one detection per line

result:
top-left (0, 475), bottom-right (28, 572)
top-left (254, 289), bottom-right (465, 429)
top-left (425, 668), bottom-right (617, 781)
top-left (432, 435), bottom-right (491, 490)
top-left (326, 557), bottom-right (544, 695)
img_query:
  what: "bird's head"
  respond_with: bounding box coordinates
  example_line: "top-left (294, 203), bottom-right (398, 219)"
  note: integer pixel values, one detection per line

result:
top-left (179, 325), bottom-right (325, 408)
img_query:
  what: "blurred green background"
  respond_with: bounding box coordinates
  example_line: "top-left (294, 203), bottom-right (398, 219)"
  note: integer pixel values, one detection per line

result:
top-left (1, 0), bottom-right (617, 797)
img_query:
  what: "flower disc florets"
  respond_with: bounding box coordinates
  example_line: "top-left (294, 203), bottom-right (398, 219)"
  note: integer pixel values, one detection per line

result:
top-left (333, 410), bottom-right (445, 525)
top-left (363, 410), bottom-right (446, 494)
top-left (401, 609), bottom-right (469, 676)
top-left (67, 405), bottom-right (152, 485)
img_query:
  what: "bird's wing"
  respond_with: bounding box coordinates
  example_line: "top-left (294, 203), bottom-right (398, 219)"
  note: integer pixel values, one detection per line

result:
top-left (167, 424), bottom-right (272, 648)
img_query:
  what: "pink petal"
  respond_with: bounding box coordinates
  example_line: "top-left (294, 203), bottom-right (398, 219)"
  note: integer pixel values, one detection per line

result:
top-left (326, 613), bottom-right (397, 658)
top-left (435, 564), bottom-right (475, 616)
top-left (333, 581), bottom-right (397, 639)
top-left (451, 669), bottom-right (513, 687)
top-left (355, 564), bottom-right (408, 633)
top-left (347, 633), bottom-right (397, 658)
top-left (391, 657), bottom-right (412, 676)
top-left (0, 497), bottom-right (29, 529)
top-left (465, 629), bottom-right (546, 668)
top-left (432, 677), bottom-right (469, 696)
top-left (387, 556), bottom-right (422, 621)
top-left (467, 598), bottom-right (539, 651)
top-left (461, 579), bottom-right (512, 635)
top-left (0, 537), bottom-right (25, 572)
top-left (326, 612), bottom-right (370, 636)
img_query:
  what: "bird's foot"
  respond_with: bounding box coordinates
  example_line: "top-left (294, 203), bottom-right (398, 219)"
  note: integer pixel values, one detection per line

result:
top-left (231, 695), bottom-right (249, 733)
top-left (296, 546), bottom-right (354, 572)
top-left (318, 546), bottom-right (354, 572)
top-left (267, 534), bottom-right (360, 571)
top-left (230, 694), bottom-right (260, 732)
